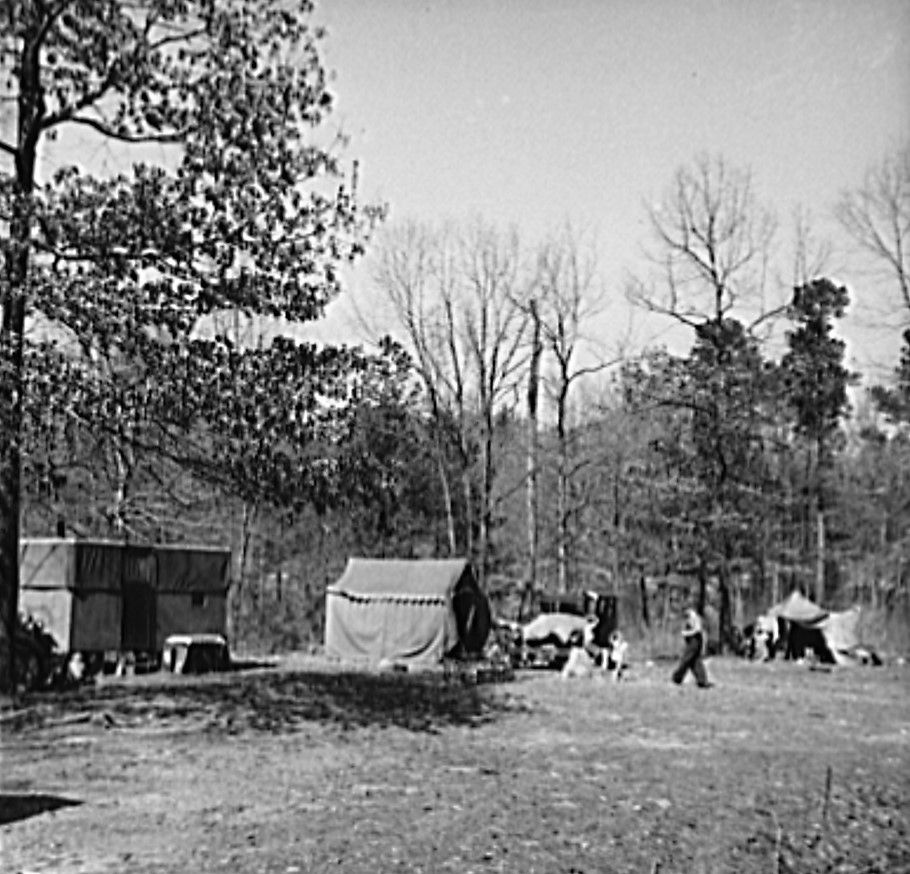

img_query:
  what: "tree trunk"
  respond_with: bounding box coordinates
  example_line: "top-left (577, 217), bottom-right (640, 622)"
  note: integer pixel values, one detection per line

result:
top-left (556, 383), bottom-right (569, 594)
top-left (461, 467), bottom-right (474, 566)
top-left (696, 560), bottom-right (708, 617)
top-left (434, 449), bottom-right (457, 555)
top-left (813, 433), bottom-right (827, 604)
top-left (0, 280), bottom-right (26, 694)
top-left (717, 558), bottom-right (734, 654)
top-left (477, 406), bottom-right (496, 591)
top-left (427, 392), bottom-right (457, 555)
top-left (230, 500), bottom-right (257, 646)
top-left (611, 456), bottom-right (626, 608)
top-left (0, 23), bottom-right (41, 691)
top-left (815, 506), bottom-right (826, 604)
top-left (110, 440), bottom-right (132, 537)
top-left (525, 301), bottom-right (541, 598)
top-left (639, 574), bottom-right (650, 629)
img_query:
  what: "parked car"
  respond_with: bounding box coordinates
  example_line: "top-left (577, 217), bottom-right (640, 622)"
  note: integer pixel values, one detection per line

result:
top-left (518, 590), bottom-right (618, 668)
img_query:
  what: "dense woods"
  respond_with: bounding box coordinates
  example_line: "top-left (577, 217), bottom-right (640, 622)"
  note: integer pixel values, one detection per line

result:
top-left (2, 3), bottom-right (909, 685)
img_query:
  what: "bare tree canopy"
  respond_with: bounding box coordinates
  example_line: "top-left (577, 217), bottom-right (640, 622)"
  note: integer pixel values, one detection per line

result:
top-left (629, 154), bottom-right (778, 330)
top-left (837, 143), bottom-right (910, 321)
top-left (532, 224), bottom-right (619, 591)
top-left (371, 218), bottom-right (530, 581)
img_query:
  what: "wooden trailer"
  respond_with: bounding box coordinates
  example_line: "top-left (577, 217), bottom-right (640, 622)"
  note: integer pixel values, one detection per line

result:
top-left (19, 538), bottom-right (231, 671)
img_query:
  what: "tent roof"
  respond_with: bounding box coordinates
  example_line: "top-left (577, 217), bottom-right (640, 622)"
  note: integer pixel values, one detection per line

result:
top-left (768, 590), bottom-right (829, 625)
top-left (328, 558), bottom-right (473, 600)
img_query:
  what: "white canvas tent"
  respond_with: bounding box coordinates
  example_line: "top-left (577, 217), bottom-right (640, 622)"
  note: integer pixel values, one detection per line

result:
top-left (764, 590), bottom-right (862, 665)
top-left (324, 558), bottom-right (491, 665)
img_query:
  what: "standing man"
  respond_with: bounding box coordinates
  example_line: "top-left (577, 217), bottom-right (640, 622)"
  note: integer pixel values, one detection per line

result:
top-left (671, 606), bottom-right (712, 688)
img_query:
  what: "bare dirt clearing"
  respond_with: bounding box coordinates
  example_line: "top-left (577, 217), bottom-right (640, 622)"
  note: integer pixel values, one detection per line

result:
top-left (2, 657), bottom-right (909, 874)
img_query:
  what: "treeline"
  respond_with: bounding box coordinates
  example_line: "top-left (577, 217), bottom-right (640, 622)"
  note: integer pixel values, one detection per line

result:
top-left (21, 151), bottom-right (910, 652)
top-left (3, 3), bottom-right (908, 675)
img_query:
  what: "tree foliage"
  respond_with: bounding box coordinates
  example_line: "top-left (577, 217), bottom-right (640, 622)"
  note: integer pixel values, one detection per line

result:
top-left (870, 329), bottom-right (910, 426)
top-left (0, 0), bottom-right (380, 691)
top-left (780, 279), bottom-right (855, 454)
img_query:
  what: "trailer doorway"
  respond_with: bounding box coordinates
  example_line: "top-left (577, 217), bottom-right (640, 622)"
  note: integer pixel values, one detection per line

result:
top-left (121, 547), bottom-right (158, 652)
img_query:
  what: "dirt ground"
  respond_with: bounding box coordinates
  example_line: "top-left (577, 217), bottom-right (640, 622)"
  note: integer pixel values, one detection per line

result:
top-left (2, 655), bottom-right (909, 874)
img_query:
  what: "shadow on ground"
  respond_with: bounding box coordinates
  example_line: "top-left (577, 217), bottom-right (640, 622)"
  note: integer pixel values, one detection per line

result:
top-left (4, 668), bottom-right (525, 736)
top-left (0, 793), bottom-right (82, 826)
top-left (228, 656), bottom-right (281, 672)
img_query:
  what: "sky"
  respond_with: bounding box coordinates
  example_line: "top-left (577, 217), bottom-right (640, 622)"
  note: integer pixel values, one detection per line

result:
top-left (6, 1), bottom-right (909, 381)
top-left (305, 0), bottom-right (910, 380)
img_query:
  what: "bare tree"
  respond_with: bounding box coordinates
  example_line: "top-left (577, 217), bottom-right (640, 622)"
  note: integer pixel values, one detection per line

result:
top-left (629, 153), bottom-right (778, 329)
top-left (371, 221), bottom-right (459, 553)
top-left (837, 143), bottom-right (910, 321)
top-left (534, 224), bottom-right (616, 592)
top-left (627, 155), bottom-right (780, 648)
top-left (372, 219), bottom-right (530, 585)
top-left (791, 206), bottom-right (833, 290)
top-left (459, 220), bottom-right (530, 583)
top-left (524, 298), bottom-right (542, 606)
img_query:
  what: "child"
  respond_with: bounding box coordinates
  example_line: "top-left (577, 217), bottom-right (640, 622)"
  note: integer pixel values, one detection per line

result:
top-left (605, 630), bottom-right (629, 681)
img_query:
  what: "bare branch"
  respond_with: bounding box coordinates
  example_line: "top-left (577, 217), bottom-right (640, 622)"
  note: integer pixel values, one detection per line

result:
top-left (149, 26), bottom-right (208, 52)
top-left (837, 144), bottom-right (910, 318)
top-left (637, 154), bottom-right (777, 329)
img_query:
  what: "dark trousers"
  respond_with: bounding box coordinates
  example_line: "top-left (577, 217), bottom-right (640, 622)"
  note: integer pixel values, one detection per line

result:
top-left (671, 633), bottom-right (709, 686)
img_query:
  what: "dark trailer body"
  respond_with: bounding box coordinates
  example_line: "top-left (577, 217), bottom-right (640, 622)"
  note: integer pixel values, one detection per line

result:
top-left (19, 538), bottom-right (230, 661)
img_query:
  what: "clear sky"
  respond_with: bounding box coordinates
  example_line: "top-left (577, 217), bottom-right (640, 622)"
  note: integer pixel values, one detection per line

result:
top-left (309, 0), bottom-right (910, 378)
top-left (7, 1), bottom-right (909, 378)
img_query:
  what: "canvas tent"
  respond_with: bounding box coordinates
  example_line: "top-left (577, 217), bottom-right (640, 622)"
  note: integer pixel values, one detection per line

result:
top-left (768, 590), bottom-right (829, 625)
top-left (19, 538), bottom-right (231, 655)
top-left (764, 590), bottom-right (862, 665)
top-left (324, 558), bottom-right (491, 664)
